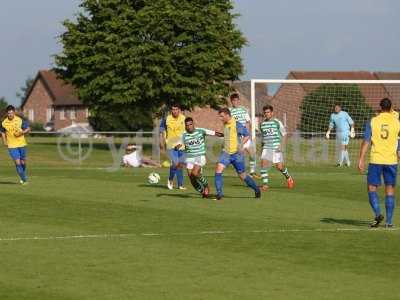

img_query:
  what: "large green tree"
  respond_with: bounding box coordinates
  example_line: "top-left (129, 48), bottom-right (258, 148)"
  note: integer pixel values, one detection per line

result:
top-left (16, 76), bottom-right (34, 106)
top-left (299, 84), bottom-right (374, 134)
top-left (55, 0), bottom-right (246, 130)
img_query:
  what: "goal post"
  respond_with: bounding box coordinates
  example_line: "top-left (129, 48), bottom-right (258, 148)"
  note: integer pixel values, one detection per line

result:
top-left (250, 79), bottom-right (400, 165)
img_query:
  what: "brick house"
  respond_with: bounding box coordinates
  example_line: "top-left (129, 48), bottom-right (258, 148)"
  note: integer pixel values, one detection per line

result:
top-left (374, 72), bottom-right (400, 107)
top-left (21, 70), bottom-right (270, 132)
top-left (269, 71), bottom-right (397, 133)
top-left (21, 70), bottom-right (89, 131)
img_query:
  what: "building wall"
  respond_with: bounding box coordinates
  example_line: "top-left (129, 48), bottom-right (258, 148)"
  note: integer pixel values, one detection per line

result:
top-left (54, 106), bottom-right (89, 130)
top-left (186, 106), bottom-right (222, 132)
top-left (22, 79), bottom-right (53, 124)
top-left (270, 83), bottom-right (306, 133)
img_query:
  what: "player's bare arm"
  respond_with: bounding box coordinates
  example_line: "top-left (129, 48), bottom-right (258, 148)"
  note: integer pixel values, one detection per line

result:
top-left (14, 126), bottom-right (30, 138)
top-left (1, 132), bottom-right (7, 146)
top-left (358, 140), bottom-right (369, 174)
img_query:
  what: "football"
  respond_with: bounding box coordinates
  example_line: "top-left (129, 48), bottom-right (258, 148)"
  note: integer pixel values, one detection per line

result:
top-left (148, 172), bottom-right (160, 184)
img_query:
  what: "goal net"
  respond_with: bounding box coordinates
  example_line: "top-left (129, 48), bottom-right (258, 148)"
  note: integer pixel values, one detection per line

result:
top-left (250, 79), bottom-right (400, 166)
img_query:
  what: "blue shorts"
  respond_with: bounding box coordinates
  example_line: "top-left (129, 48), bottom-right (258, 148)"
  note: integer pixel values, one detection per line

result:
top-left (367, 164), bottom-right (398, 186)
top-left (167, 149), bottom-right (185, 165)
top-left (337, 132), bottom-right (350, 145)
top-left (8, 147), bottom-right (27, 161)
top-left (218, 151), bottom-right (246, 174)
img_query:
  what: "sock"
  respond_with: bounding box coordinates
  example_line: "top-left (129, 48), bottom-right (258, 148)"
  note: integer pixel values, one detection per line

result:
top-left (260, 169), bottom-right (269, 185)
top-left (368, 191), bottom-right (381, 217)
top-left (344, 151), bottom-right (350, 165)
top-left (215, 173), bottom-right (223, 196)
top-left (189, 174), bottom-right (204, 193)
top-left (385, 195), bottom-right (395, 225)
top-left (339, 150), bottom-right (345, 165)
top-left (176, 169), bottom-right (184, 187)
top-left (280, 167), bottom-right (290, 179)
top-left (249, 157), bottom-right (256, 174)
top-left (169, 166), bottom-right (177, 181)
top-left (198, 174), bottom-right (209, 188)
top-left (16, 164), bottom-right (27, 182)
top-left (244, 175), bottom-right (260, 193)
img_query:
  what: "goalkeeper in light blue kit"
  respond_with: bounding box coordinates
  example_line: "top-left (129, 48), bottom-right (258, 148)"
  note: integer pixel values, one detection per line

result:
top-left (325, 103), bottom-right (355, 166)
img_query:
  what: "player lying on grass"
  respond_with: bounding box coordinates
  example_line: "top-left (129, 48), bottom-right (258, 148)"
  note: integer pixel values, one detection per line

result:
top-left (175, 117), bottom-right (223, 198)
top-left (229, 93), bottom-right (258, 178)
top-left (1, 105), bottom-right (30, 185)
top-left (214, 108), bottom-right (261, 200)
top-left (358, 98), bottom-right (400, 228)
top-left (259, 105), bottom-right (294, 191)
top-left (122, 144), bottom-right (161, 168)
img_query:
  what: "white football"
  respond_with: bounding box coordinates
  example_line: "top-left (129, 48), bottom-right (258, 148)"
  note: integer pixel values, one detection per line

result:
top-left (148, 172), bottom-right (160, 184)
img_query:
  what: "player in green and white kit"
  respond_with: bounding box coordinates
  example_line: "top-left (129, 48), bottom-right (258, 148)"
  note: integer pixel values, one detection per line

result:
top-left (176, 117), bottom-right (223, 198)
top-left (259, 105), bottom-right (295, 191)
top-left (229, 93), bottom-right (258, 177)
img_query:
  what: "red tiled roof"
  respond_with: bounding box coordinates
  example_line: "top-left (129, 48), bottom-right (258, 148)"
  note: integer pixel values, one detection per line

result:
top-left (288, 71), bottom-right (389, 110)
top-left (374, 72), bottom-right (400, 108)
top-left (22, 70), bottom-right (83, 108)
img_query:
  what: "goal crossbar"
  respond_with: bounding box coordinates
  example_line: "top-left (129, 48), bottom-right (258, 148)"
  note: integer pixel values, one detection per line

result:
top-left (250, 79), bottom-right (400, 141)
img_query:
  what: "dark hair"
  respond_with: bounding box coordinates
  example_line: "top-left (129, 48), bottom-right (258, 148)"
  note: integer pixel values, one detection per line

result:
top-left (184, 117), bottom-right (193, 123)
top-left (6, 105), bottom-right (15, 112)
top-left (380, 98), bottom-right (392, 112)
top-left (263, 105), bottom-right (273, 112)
top-left (170, 103), bottom-right (181, 109)
top-left (230, 93), bottom-right (240, 101)
top-left (218, 107), bottom-right (231, 116)
top-left (334, 103), bottom-right (342, 107)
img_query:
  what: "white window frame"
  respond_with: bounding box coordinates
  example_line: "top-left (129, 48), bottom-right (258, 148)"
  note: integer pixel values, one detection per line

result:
top-left (28, 109), bottom-right (34, 122)
top-left (46, 108), bottom-right (54, 122)
top-left (60, 108), bottom-right (65, 120)
top-left (70, 108), bottom-right (76, 120)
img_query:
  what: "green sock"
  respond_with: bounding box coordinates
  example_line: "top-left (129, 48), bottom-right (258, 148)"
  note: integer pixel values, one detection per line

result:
top-left (249, 157), bottom-right (256, 173)
top-left (190, 175), bottom-right (204, 193)
top-left (260, 169), bottom-right (269, 185)
top-left (281, 167), bottom-right (290, 179)
top-left (198, 175), bottom-right (208, 188)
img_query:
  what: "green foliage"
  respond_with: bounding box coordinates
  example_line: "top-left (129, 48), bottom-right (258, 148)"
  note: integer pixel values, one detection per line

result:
top-left (16, 76), bottom-right (34, 105)
top-left (0, 97), bottom-right (8, 114)
top-left (29, 122), bottom-right (46, 132)
top-left (88, 105), bottom-right (154, 131)
top-left (55, 0), bottom-right (246, 130)
top-left (299, 84), bottom-right (374, 133)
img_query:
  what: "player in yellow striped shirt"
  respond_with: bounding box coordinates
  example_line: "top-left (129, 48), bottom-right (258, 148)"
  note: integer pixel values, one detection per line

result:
top-left (1, 105), bottom-right (31, 184)
top-left (358, 98), bottom-right (400, 228)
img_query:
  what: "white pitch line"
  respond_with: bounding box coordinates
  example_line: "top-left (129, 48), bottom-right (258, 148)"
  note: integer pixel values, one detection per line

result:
top-left (0, 227), bottom-right (398, 242)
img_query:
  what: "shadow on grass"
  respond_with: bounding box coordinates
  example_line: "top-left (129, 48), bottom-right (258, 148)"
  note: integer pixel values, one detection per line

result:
top-left (156, 193), bottom-right (198, 199)
top-left (0, 181), bottom-right (18, 185)
top-left (320, 217), bottom-right (370, 227)
top-left (138, 184), bottom-right (167, 190)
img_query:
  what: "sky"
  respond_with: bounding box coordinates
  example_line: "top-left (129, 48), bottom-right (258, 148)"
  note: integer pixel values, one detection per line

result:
top-left (1, 0), bottom-right (400, 105)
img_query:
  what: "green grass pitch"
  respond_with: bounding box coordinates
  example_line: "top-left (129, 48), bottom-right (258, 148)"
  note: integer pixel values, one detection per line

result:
top-left (0, 139), bottom-right (399, 299)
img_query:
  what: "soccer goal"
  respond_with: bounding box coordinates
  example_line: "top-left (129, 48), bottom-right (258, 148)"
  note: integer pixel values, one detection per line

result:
top-left (250, 79), bottom-right (400, 166)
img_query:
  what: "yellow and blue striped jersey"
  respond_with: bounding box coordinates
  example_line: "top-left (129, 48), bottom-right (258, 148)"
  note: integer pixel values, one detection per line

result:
top-left (160, 114), bottom-right (186, 149)
top-left (364, 112), bottom-right (400, 164)
top-left (1, 116), bottom-right (29, 148)
top-left (223, 118), bottom-right (249, 154)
